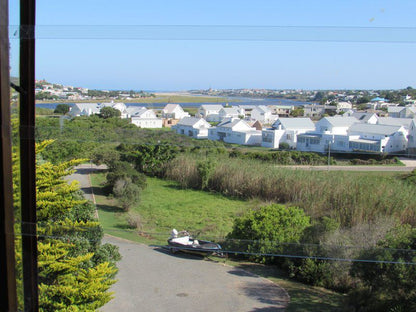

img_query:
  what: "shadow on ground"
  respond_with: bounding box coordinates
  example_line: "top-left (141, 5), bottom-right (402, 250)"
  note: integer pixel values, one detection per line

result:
top-left (151, 246), bottom-right (206, 261)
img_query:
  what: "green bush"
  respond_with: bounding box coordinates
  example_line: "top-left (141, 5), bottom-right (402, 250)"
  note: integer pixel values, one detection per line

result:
top-left (227, 204), bottom-right (310, 264)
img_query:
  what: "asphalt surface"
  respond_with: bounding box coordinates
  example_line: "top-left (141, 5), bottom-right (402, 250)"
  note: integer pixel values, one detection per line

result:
top-left (102, 236), bottom-right (289, 312)
top-left (69, 164), bottom-right (290, 312)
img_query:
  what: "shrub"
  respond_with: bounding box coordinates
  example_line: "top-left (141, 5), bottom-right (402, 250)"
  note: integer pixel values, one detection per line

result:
top-left (227, 204), bottom-right (310, 264)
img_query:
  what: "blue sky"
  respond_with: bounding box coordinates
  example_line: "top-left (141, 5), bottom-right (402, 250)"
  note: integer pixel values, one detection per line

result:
top-left (9, 0), bottom-right (416, 90)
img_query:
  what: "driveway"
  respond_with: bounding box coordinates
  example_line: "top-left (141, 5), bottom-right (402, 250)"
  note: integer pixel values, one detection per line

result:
top-left (69, 164), bottom-right (290, 311)
top-left (102, 236), bottom-right (288, 312)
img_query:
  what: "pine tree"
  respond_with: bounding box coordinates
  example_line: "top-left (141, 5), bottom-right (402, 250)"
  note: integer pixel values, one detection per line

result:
top-left (14, 140), bottom-right (120, 311)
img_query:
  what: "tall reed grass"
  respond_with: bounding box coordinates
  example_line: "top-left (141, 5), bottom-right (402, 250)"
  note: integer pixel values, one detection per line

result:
top-left (165, 155), bottom-right (416, 227)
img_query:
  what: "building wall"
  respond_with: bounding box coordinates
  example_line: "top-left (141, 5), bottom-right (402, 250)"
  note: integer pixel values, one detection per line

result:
top-left (131, 118), bottom-right (162, 128)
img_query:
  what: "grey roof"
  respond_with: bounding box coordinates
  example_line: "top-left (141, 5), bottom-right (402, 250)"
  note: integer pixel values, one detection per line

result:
top-left (349, 123), bottom-right (402, 135)
top-left (220, 107), bottom-right (240, 114)
top-left (126, 106), bottom-right (147, 116)
top-left (387, 106), bottom-right (404, 113)
top-left (163, 103), bottom-right (181, 113)
top-left (200, 104), bottom-right (223, 111)
top-left (272, 118), bottom-right (315, 130)
top-left (377, 117), bottom-right (413, 128)
top-left (254, 105), bottom-right (271, 113)
top-left (177, 117), bottom-right (207, 127)
top-left (351, 113), bottom-right (377, 122)
top-left (323, 116), bottom-right (358, 127)
top-left (217, 118), bottom-right (242, 128)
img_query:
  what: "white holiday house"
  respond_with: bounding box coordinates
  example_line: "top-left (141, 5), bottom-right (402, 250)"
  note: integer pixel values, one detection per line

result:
top-left (172, 117), bottom-right (211, 139)
top-left (296, 117), bottom-right (358, 153)
top-left (345, 123), bottom-right (408, 153)
top-left (218, 107), bottom-right (242, 120)
top-left (161, 104), bottom-right (190, 119)
top-left (208, 118), bottom-right (261, 145)
top-left (408, 119), bottom-right (416, 155)
top-left (262, 118), bottom-right (315, 149)
top-left (196, 105), bottom-right (224, 122)
top-left (251, 105), bottom-right (278, 124)
top-left (130, 109), bottom-right (162, 128)
top-left (69, 103), bottom-right (101, 117)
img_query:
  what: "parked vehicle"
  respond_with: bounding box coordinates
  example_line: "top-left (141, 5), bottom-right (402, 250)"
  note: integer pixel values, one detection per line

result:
top-left (167, 229), bottom-right (223, 257)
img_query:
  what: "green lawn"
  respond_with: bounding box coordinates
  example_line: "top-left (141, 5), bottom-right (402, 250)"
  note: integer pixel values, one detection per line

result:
top-left (91, 173), bottom-right (257, 245)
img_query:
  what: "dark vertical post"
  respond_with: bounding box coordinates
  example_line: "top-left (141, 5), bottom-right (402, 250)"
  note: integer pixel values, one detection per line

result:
top-left (0, 0), bottom-right (18, 310)
top-left (20, 0), bottom-right (38, 311)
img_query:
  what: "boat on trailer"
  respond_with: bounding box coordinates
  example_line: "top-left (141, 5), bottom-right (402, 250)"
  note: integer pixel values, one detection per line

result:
top-left (167, 229), bottom-right (222, 256)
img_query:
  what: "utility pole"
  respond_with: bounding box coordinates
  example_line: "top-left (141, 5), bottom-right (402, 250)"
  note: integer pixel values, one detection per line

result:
top-left (327, 141), bottom-right (331, 170)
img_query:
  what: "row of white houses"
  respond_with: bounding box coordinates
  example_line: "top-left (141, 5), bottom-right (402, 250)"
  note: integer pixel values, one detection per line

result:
top-left (69, 102), bottom-right (191, 129)
top-left (173, 114), bottom-right (416, 155)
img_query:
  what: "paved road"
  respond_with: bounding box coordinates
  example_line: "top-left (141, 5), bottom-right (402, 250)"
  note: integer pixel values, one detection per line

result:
top-left (69, 164), bottom-right (290, 312)
top-left (102, 236), bottom-right (288, 312)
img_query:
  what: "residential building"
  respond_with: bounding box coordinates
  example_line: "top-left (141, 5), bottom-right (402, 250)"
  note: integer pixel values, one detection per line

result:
top-left (172, 117), bottom-right (211, 139)
top-left (161, 104), bottom-right (190, 119)
top-left (272, 105), bottom-right (294, 117)
top-left (196, 104), bottom-right (223, 122)
top-left (388, 105), bottom-right (416, 118)
top-left (130, 109), bottom-right (162, 128)
top-left (262, 117), bottom-right (315, 149)
top-left (251, 105), bottom-right (278, 124)
top-left (303, 104), bottom-right (337, 118)
top-left (218, 107), bottom-right (242, 120)
top-left (346, 123), bottom-right (408, 153)
top-left (351, 112), bottom-right (379, 124)
top-left (408, 119), bottom-right (416, 155)
top-left (208, 118), bottom-right (261, 145)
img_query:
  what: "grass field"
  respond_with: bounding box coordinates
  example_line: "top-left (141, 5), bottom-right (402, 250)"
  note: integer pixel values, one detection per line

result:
top-left (91, 173), bottom-right (257, 245)
top-left (91, 173), bottom-right (344, 311)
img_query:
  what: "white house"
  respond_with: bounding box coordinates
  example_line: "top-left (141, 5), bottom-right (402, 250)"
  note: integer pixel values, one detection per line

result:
top-left (218, 107), bottom-right (242, 120)
top-left (130, 109), bottom-right (162, 128)
top-left (346, 123), bottom-right (408, 153)
top-left (262, 118), bottom-right (315, 149)
top-left (69, 103), bottom-right (102, 116)
top-left (69, 102), bottom-right (128, 118)
top-left (351, 112), bottom-right (379, 124)
top-left (208, 118), bottom-right (261, 145)
top-left (272, 105), bottom-right (294, 117)
top-left (408, 119), bottom-right (416, 155)
top-left (251, 105), bottom-right (278, 124)
top-left (303, 104), bottom-right (337, 118)
top-left (336, 101), bottom-right (353, 112)
top-left (296, 117), bottom-right (358, 153)
top-left (196, 105), bottom-right (223, 122)
top-left (172, 117), bottom-right (211, 139)
top-left (126, 106), bottom-right (147, 118)
top-left (388, 106), bottom-right (416, 119)
top-left (162, 104), bottom-right (190, 119)
top-left (315, 116), bottom-right (358, 134)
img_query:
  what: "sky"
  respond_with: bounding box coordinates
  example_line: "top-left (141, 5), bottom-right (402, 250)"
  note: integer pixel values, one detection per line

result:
top-left (9, 0), bottom-right (416, 90)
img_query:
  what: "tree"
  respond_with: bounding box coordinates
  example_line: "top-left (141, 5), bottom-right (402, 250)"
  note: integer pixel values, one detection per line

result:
top-left (113, 179), bottom-right (142, 211)
top-left (290, 108), bottom-right (304, 117)
top-left (54, 104), bottom-right (71, 115)
top-left (227, 204), bottom-right (310, 263)
top-left (100, 106), bottom-right (121, 119)
top-left (14, 141), bottom-right (120, 310)
top-left (118, 143), bottom-right (178, 177)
